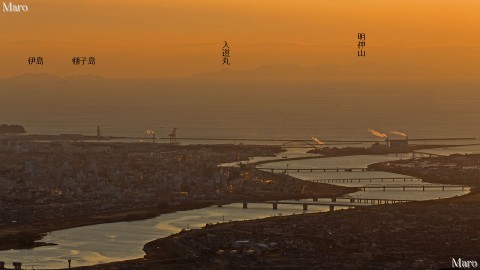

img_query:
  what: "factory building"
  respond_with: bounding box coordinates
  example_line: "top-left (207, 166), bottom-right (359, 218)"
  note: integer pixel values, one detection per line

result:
top-left (387, 138), bottom-right (409, 151)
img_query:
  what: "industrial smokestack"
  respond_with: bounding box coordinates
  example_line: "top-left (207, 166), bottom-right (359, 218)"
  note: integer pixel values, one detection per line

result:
top-left (146, 130), bottom-right (156, 143)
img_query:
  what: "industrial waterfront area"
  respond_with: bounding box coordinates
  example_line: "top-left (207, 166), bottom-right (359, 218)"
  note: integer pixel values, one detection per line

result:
top-left (0, 133), bottom-right (479, 269)
top-left (2, 0), bottom-right (480, 268)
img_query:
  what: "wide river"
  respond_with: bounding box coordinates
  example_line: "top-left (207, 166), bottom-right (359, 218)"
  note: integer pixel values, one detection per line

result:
top-left (0, 147), bottom-right (474, 269)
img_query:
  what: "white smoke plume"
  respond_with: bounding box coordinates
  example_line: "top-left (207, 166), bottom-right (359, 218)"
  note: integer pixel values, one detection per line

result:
top-left (391, 131), bottom-right (407, 137)
top-left (311, 135), bottom-right (325, 145)
top-left (368, 129), bottom-right (388, 138)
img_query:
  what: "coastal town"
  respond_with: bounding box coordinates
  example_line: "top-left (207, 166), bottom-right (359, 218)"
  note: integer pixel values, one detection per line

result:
top-left (142, 199), bottom-right (480, 270)
top-left (2, 0), bottom-right (480, 268)
top-left (1, 133), bottom-right (479, 269)
top-left (0, 139), bottom-right (353, 252)
top-left (67, 151), bottom-right (480, 270)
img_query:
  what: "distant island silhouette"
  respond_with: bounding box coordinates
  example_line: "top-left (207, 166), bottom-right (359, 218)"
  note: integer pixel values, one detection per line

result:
top-left (0, 124), bottom-right (26, 134)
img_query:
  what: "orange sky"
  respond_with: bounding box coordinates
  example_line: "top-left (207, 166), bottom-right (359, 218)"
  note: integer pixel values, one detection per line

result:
top-left (0, 0), bottom-right (479, 78)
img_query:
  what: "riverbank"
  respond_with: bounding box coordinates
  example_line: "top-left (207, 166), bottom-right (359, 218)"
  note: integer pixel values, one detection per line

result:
top-left (73, 152), bottom-right (480, 270)
top-left (0, 201), bottom-right (212, 251)
top-left (367, 153), bottom-right (480, 187)
top-left (0, 174), bottom-right (354, 252)
top-left (0, 142), bottom-right (283, 251)
top-left (64, 188), bottom-right (480, 270)
top-left (252, 143), bottom-right (477, 166)
top-left (4, 151), bottom-right (477, 269)
top-left (140, 192), bottom-right (480, 270)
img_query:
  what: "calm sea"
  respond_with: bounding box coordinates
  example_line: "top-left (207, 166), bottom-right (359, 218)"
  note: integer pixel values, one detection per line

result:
top-left (1, 78), bottom-right (479, 141)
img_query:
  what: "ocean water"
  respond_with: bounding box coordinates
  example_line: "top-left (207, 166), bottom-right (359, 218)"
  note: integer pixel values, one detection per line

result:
top-left (1, 78), bottom-right (480, 141)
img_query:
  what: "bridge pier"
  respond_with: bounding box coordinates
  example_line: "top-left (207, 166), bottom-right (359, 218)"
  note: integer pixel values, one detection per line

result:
top-left (243, 202), bottom-right (248, 209)
top-left (303, 204), bottom-right (308, 211)
top-left (272, 203), bottom-right (277, 210)
top-left (383, 185), bottom-right (386, 191)
top-left (422, 185), bottom-right (425, 191)
top-left (350, 198), bottom-right (355, 203)
top-left (331, 198), bottom-right (336, 202)
top-left (313, 198), bottom-right (318, 202)
top-left (403, 185), bottom-right (405, 191)
top-left (442, 185), bottom-right (445, 191)
top-left (329, 205), bottom-right (334, 212)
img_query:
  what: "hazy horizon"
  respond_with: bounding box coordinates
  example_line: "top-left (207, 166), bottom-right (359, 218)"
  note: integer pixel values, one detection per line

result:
top-left (1, 0), bottom-right (479, 139)
top-left (1, 0), bottom-right (479, 79)
top-left (1, 71), bottom-right (480, 140)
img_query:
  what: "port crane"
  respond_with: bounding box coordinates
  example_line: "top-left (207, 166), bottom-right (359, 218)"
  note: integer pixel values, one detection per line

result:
top-left (169, 128), bottom-right (178, 144)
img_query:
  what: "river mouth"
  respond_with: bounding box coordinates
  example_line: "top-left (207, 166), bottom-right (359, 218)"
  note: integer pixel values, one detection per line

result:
top-left (0, 149), bottom-right (471, 269)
